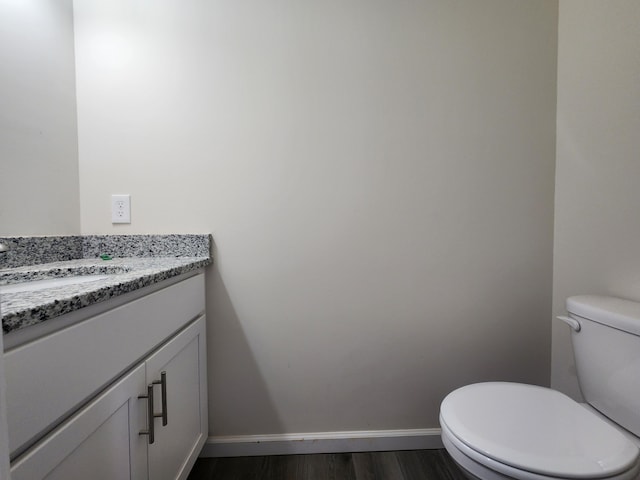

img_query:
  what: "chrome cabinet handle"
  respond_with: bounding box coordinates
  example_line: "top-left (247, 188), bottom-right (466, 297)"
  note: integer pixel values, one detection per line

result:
top-left (138, 384), bottom-right (155, 444)
top-left (139, 372), bottom-right (167, 444)
top-left (153, 371), bottom-right (168, 426)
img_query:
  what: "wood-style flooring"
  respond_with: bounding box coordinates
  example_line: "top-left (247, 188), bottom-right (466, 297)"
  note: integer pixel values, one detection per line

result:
top-left (187, 449), bottom-right (469, 480)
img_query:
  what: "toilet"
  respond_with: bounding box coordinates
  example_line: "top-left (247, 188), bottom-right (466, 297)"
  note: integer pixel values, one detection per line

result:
top-left (440, 295), bottom-right (640, 480)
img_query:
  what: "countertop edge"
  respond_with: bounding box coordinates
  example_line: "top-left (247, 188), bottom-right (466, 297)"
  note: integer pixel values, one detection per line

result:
top-left (2, 257), bottom-right (211, 335)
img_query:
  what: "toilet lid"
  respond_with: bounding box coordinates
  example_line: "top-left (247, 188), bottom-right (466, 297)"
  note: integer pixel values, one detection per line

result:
top-left (440, 383), bottom-right (639, 478)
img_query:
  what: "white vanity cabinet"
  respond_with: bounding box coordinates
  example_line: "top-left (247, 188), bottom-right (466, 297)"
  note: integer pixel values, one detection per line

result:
top-left (5, 273), bottom-right (208, 480)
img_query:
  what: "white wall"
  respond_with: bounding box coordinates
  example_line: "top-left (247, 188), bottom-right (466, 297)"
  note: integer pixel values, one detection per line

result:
top-left (0, 0), bottom-right (80, 236)
top-left (552, 0), bottom-right (640, 399)
top-left (74, 0), bottom-right (558, 436)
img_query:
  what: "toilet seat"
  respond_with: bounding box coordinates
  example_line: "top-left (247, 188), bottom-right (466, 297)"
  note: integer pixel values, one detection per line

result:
top-left (442, 419), bottom-right (567, 480)
top-left (440, 383), bottom-right (640, 480)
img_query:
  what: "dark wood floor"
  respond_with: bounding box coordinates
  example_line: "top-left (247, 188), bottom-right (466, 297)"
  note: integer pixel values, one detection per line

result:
top-left (187, 449), bottom-right (469, 480)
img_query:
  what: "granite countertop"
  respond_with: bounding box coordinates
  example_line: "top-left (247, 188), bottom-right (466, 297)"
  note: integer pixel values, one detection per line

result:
top-left (0, 235), bottom-right (211, 335)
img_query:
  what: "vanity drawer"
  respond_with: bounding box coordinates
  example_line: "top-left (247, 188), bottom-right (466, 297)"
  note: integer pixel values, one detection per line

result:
top-left (4, 273), bottom-right (205, 457)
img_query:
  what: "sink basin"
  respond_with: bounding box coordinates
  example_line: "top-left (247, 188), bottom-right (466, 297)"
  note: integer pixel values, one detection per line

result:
top-left (0, 275), bottom-right (110, 294)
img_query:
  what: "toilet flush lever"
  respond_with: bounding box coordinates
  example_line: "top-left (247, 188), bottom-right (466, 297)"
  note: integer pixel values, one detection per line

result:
top-left (556, 316), bottom-right (581, 332)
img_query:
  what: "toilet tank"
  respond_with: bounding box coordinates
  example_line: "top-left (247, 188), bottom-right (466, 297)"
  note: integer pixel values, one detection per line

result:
top-left (567, 295), bottom-right (640, 438)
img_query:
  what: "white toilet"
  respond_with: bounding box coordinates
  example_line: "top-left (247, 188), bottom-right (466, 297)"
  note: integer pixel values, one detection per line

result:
top-left (440, 295), bottom-right (640, 480)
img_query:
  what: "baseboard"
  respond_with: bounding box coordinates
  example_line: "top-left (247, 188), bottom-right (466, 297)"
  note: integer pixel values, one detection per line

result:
top-left (200, 428), bottom-right (443, 458)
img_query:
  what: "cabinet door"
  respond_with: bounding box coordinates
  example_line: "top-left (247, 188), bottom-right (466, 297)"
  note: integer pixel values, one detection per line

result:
top-left (10, 363), bottom-right (149, 480)
top-left (146, 315), bottom-right (208, 480)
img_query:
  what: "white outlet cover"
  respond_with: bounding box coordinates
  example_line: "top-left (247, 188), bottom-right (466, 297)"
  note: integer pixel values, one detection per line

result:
top-left (111, 194), bottom-right (131, 224)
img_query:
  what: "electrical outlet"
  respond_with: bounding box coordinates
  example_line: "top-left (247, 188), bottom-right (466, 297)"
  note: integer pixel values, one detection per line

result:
top-left (111, 194), bottom-right (131, 224)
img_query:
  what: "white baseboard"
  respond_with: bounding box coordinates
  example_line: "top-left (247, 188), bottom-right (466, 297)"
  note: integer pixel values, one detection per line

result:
top-left (200, 428), bottom-right (443, 458)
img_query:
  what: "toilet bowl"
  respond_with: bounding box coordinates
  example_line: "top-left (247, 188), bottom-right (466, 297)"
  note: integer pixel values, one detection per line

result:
top-left (440, 296), bottom-right (640, 480)
top-left (440, 382), bottom-right (640, 480)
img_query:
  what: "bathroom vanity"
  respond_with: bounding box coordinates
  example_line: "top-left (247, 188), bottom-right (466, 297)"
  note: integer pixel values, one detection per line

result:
top-left (0, 234), bottom-right (211, 480)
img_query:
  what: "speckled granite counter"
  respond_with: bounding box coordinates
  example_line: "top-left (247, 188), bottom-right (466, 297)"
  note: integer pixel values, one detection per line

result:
top-left (0, 235), bottom-right (211, 335)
